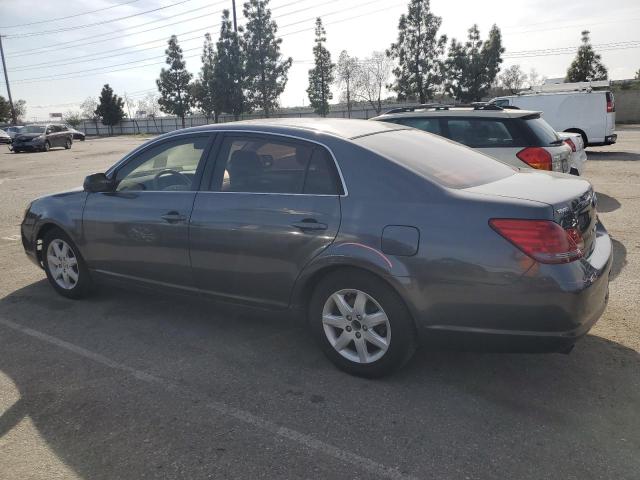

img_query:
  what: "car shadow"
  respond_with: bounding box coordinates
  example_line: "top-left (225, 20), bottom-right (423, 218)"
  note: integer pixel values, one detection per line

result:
top-left (595, 192), bottom-right (621, 213)
top-left (1, 281), bottom-right (639, 479)
top-left (586, 151), bottom-right (640, 161)
top-left (610, 238), bottom-right (628, 281)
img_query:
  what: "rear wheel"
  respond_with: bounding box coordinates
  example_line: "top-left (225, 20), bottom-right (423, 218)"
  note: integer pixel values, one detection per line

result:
top-left (42, 228), bottom-right (93, 299)
top-left (309, 269), bottom-right (416, 377)
top-left (64, 138), bottom-right (72, 149)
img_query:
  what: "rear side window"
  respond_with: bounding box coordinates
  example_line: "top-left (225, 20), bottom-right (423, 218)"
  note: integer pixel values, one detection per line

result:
top-left (387, 117), bottom-right (442, 135)
top-left (355, 129), bottom-right (515, 189)
top-left (212, 135), bottom-right (342, 195)
top-left (524, 117), bottom-right (561, 146)
top-left (444, 118), bottom-right (525, 148)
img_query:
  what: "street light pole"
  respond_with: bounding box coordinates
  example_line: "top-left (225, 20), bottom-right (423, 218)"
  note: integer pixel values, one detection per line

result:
top-left (0, 35), bottom-right (17, 125)
top-left (232, 0), bottom-right (238, 32)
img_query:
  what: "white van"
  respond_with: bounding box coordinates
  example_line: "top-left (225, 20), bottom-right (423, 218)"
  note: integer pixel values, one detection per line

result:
top-left (491, 81), bottom-right (616, 146)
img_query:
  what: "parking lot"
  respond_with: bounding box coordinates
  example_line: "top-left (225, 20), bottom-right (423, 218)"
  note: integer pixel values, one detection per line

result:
top-left (0, 129), bottom-right (639, 479)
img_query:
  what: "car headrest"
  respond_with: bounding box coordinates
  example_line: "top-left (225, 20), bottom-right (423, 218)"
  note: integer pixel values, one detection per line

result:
top-left (228, 150), bottom-right (262, 178)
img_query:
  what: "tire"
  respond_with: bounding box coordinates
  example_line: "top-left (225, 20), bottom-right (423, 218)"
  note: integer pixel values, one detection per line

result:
top-left (13, 149), bottom-right (21, 153)
top-left (43, 141), bottom-right (50, 152)
top-left (64, 138), bottom-right (72, 149)
top-left (42, 228), bottom-right (93, 299)
top-left (309, 268), bottom-right (417, 377)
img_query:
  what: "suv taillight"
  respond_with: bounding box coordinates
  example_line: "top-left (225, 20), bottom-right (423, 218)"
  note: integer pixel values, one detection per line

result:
top-left (606, 92), bottom-right (615, 113)
top-left (489, 219), bottom-right (584, 264)
top-left (563, 138), bottom-right (576, 152)
top-left (516, 147), bottom-right (552, 170)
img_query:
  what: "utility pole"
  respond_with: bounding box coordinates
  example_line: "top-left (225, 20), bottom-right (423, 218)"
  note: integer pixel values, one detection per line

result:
top-left (0, 35), bottom-right (17, 125)
top-left (231, 0), bottom-right (238, 32)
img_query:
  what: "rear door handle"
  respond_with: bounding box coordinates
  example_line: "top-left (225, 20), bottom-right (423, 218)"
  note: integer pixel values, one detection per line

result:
top-left (291, 219), bottom-right (328, 231)
top-left (161, 211), bottom-right (187, 223)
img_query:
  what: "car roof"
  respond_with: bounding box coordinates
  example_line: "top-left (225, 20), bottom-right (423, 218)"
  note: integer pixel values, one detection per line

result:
top-left (372, 107), bottom-right (541, 121)
top-left (162, 118), bottom-right (406, 141)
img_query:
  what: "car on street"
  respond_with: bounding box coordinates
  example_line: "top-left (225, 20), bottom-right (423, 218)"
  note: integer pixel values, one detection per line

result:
top-left (558, 131), bottom-right (588, 176)
top-left (64, 125), bottom-right (86, 141)
top-left (490, 80), bottom-right (617, 146)
top-left (12, 124), bottom-right (73, 153)
top-left (0, 129), bottom-right (11, 144)
top-left (21, 119), bottom-right (612, 377)
top-left (371, 104), bottom-right (572, 173)
top-left (5, 125), bottom-right (23, 139)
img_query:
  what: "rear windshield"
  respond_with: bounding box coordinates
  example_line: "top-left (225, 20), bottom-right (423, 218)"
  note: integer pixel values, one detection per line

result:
top-left (356, 129), bottom-right (515, 189)
top-left (525, 117), bottom-right (561, 146)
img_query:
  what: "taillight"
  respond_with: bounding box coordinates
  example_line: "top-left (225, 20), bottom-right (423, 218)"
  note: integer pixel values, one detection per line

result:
top-left (563, 138), bottom-right (576, 152)
top-left (516, 147), bottom-right (552, 170)
top-left (606, 92), bottom-right (615, 113)
top-left (489, 219), bottom-right (584, 264)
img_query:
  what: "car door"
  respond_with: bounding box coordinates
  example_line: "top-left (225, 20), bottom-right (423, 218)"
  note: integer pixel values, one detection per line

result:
top-left (189, 133), bottom-right (343, 307)
top-left (82, 133), bottom-right (214, 287)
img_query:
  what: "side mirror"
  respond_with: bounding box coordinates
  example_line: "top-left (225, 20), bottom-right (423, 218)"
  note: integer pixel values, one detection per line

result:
top-left (83, 173), bottom-right (114, 193)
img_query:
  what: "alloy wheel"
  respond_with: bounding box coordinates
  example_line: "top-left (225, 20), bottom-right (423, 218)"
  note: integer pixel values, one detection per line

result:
top-left (46, 239), bottom-right (79, 290)
top-left (322, 289), bottom-right (391, 364)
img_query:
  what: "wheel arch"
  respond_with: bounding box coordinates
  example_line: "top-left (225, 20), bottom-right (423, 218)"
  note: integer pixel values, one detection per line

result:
top-left (291, 263), bottom-right (420, 335)
top-left (34, 222), bottom-right (69, 266)
top-left (564, 128), bottom-right (588, 145)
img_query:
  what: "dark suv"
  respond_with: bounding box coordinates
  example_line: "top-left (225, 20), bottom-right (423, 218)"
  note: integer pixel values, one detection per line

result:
top-left (12, 124), bottom-right (73, 153)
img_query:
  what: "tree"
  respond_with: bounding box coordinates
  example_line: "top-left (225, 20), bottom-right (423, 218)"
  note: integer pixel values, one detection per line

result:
top-left (0, 96), bottom-right (12, 123)
top-left (445, 24), bottom-right (505, 102)
top-left (307, 18), bottom-right (334, 117)
top-left (499, 65), bottom-right (527, 94)
top-left (157, 35), bottom-right (194, 128)
top-left (94, 84), bottom-right (125, 135)
top-left (335, 50), bottom-right (359, 117)
top-left (63, 111), bottom-right (83, 128)
top-left (137, 93), bottom-right (160, 118)
top-left (80, 96), bottom-right (100, 134)
top-left (14, 100), bottom-right (27, 123)
top-left (243, 0), bottom-right (292, 116)
top-left (635, 69), bottom-right (640, 80)
top-left (193, 33), bottom-right (217, 122)
top-left (387, 0), bottom-right (447, 103)
top-left (566, 31), bottom-right (608, 82)
top-left (213, 10), bottom-right (245, 120)
top-left (355, 51), bottom-right (393, 114)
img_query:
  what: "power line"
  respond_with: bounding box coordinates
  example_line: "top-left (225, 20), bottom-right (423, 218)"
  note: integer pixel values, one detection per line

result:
top-left (4, 0), bottom-right (198, 38)
top-left (0, 0), bottom-right (142, 29)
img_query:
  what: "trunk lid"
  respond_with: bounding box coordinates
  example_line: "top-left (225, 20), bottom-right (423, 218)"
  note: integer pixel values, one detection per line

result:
top-left (466, 170), bottom-right (598, 255)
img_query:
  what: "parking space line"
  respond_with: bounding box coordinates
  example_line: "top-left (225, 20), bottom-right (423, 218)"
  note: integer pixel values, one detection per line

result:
top-left (0, 316), bottom-right (418, 480)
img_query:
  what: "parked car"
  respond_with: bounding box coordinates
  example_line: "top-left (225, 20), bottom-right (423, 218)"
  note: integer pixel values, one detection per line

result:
top-left (12, 124), bottom-right (73, 153)
top-left (0, 129), bottom-right (11, 144)
top-left (64, 125), bottom-right (86, 141)
top-left (370, 105), bottom-right (572, 174)
top-left (21, 119), bottom-right (612, 377)
top-left (490, 81), bottom-right (616, 146)
top-left (5, 125), bottom-right (23, 139)
top-left (558, 131), bottom-right (588, 176)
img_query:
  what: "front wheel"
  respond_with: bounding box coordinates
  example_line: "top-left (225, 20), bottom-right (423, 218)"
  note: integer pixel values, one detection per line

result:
top-left (309, 269), bottom-right (416, 377)
top-left (43, 141), bottom-right (50, 152)
top-left (64, 138), bottom-right (72, 149)
top-left (42, 228), bottom-right (93, 299)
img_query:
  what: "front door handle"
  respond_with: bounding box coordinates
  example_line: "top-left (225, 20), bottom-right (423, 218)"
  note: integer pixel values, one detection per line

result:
top-left (291, 219), bottom-right (328, 231)
top-left (161, 211), bottom-right (187, 223)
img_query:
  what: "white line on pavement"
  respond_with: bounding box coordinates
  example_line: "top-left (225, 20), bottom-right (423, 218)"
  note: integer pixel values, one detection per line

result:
top-left (0, 316), bottom-right (418, 480)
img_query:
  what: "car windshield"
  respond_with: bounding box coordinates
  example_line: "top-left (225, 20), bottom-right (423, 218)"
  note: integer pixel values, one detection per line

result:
top-left (525, 117), bottom-right (562, 146)
top-left (355, 129), bottom-right (516, 189)
top-left (22, 125), bottom-right (46, 134)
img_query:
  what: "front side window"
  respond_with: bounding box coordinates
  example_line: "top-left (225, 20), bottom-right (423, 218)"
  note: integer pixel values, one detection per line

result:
top-left (212, 135), bottom-right (341, 195)
top-left (116, 136), bottom-right (209, 192)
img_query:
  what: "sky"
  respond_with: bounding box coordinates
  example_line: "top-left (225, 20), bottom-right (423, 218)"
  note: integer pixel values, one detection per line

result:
top-left (0, 0), bottom-right (638, 121)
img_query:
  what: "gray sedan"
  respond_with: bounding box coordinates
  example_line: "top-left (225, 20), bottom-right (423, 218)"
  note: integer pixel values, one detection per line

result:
top-left (21, 119), bottom-right (612, 377)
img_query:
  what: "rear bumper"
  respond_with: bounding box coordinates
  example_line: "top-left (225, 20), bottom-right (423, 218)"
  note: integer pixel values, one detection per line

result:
top-left (413, 222), bottom-right (612, 353)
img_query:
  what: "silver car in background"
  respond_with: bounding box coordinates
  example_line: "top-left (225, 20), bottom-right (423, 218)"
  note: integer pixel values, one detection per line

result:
top-left (371, 105), bottom-right (572, 173)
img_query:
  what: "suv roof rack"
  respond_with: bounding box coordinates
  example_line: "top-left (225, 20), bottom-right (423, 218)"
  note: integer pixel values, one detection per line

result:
top-left (383, 103), bottom-right (448, 114)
